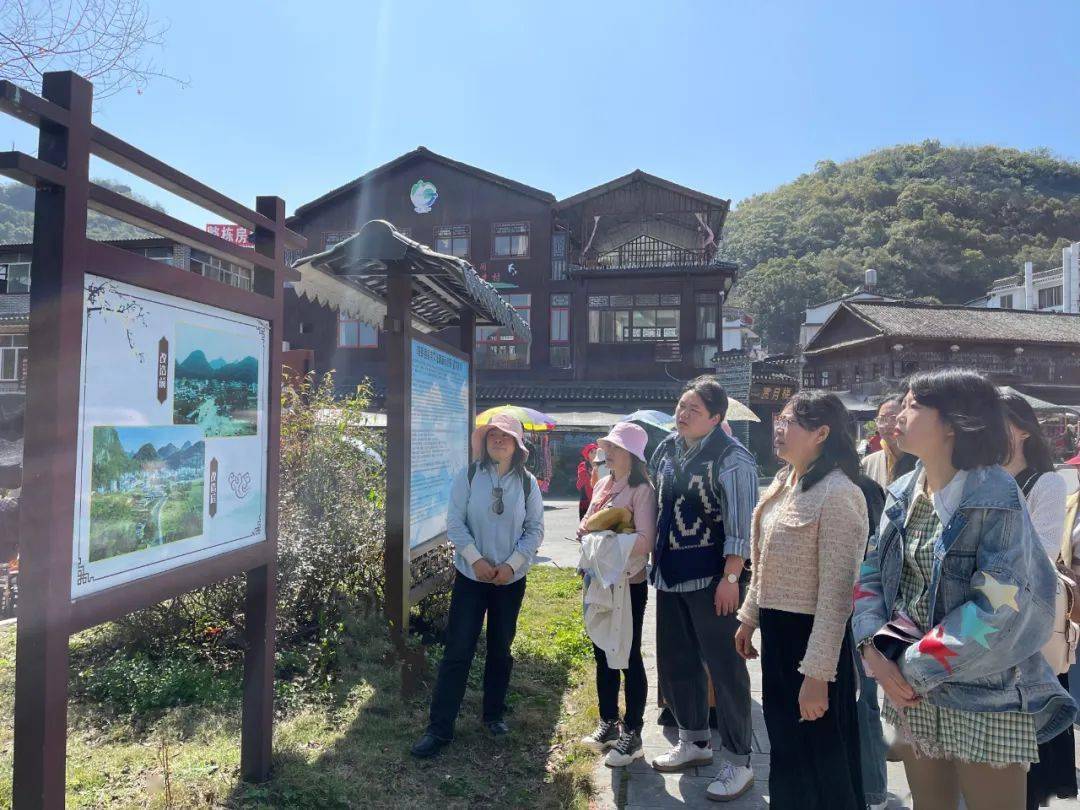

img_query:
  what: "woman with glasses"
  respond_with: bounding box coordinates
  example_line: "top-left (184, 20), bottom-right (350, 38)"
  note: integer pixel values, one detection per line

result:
top-left (411, 413), bottom-right (545, 758)
top-left (735, 393), bottom-right (868, 809)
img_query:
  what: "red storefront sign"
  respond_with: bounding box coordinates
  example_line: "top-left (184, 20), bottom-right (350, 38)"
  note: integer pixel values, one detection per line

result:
top-left (206, 223), bottom-right (254, 248)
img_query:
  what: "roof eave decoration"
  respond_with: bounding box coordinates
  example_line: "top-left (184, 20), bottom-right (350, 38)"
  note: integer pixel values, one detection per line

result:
top-left (291, 219), bottom-right (530, 342)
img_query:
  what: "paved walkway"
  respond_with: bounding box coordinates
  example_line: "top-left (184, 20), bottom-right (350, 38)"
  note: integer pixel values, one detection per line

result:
top-left (539, 498), bottom-right (1080, 808)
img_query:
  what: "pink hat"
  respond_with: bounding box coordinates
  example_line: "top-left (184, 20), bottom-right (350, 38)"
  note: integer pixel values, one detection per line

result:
top-left (1066, 452), bottom-right (1080, 467)
top-left (472, 412), bottom-right (529, 459)
top-left (600, 422), bottom-right (649, 463)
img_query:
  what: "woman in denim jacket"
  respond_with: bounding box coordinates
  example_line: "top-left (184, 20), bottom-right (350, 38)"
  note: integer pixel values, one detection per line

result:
top-left (853, 370), bottom-right (1076, 810)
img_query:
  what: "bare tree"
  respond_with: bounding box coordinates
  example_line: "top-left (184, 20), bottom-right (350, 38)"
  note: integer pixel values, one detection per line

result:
top-left (0, 0), bottom-right (186, 99)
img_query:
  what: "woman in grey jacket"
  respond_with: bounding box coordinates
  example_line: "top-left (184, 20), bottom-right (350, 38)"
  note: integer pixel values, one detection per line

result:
top-left (854, 370), bottom-right (1076, 810)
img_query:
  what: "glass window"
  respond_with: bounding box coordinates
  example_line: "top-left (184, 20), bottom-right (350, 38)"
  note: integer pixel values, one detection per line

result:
top-left (550, 294), bottom-right (571, 369)
top-left (821, 370), bottom-right (831, 387)
top-left (1039, 286), bottom-right (1063, 309)
top-left (551, 232), bottom-right (568, 280)
top-left (999, 294), bottom-right (1013, 309)
top-left (337, 313), bottom-right (378, 348)
top-left (696, 293), bottom-right (718, 340)
top-left (492, 223), bottom-right (530, 258)
top-left (2, 262), bottom-right (31, 294)
top-left (0, 334), bottom-right (28, 382)
top-left (189, 250), bottom-right (253, 291)
top-left (476, 294), bottom-right (530, 369)
top-left (588, 307), bottom-right (678, 343)
top-left (435, 225), bottom-right (470, 258)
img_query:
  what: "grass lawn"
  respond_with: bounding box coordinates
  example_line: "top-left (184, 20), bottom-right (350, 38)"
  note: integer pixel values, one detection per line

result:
top-left (0, 567), bottom-right (602, 808)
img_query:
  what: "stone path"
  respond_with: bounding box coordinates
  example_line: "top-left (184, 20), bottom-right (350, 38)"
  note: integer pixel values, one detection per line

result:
top-left (539, 498), bottom-right (1080, 808)
top-left (587, 593), bottom-right (914, 809)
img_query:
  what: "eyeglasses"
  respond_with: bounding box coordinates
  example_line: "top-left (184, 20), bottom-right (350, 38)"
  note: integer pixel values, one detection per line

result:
top-left (491, 486), bottom-right (504, 516)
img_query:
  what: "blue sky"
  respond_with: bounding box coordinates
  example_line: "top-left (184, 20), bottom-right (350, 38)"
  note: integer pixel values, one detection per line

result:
top-left (176, 323), bottom-right (258, 365)
top-left (3, 1), bottom-right (1080, 226)
top-left (112, 425), bottom-right (202, 454)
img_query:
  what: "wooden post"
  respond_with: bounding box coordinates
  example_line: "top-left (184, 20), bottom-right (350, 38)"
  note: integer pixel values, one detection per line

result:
top-left (13, 71), bottom-right (93, 810)
top-left (384, 272), bottom-right (413, 636)
top-left (240, 195), bottom-right (285, 783)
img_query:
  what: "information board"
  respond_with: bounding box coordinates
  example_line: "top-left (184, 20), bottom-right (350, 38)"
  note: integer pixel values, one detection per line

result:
top-left (71, 275), bottom-right (269, 598)
top-left (409, 338), bottom-right (469, 548)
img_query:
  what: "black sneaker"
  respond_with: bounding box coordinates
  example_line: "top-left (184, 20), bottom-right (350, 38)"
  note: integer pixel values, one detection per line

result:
top-left (486, 720), bottom-right (510, 736)
top-left (604, 728), bottom-right (644, 767)
top-left (410, 733), bottom-right (450, 759)
top-left (581, 719), bottom-right (621, 752)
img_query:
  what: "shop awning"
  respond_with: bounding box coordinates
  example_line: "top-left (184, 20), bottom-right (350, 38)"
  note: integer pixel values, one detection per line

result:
top-left (999, 386), bottom-right (1080, 415)
top-left (290, 219), bottom-right (530, 340)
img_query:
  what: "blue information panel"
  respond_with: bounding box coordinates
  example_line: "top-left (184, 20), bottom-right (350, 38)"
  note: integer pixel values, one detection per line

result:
top-left (409, 339), bottom-right (469, 548)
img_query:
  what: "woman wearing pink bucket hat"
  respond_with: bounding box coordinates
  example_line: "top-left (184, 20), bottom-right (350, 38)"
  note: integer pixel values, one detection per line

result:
top-left (577, 421), bottom-right (656, 767)
top-left (411, 412), bottom-right (544, 759)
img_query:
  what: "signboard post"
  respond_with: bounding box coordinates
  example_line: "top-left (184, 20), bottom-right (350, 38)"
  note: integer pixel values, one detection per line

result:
top-left (2, 72), bottom-right (303, 807)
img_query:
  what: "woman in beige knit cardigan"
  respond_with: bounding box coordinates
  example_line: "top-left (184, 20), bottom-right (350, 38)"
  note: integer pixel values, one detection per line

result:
top-left (735, 392), bottom-right (868, 809)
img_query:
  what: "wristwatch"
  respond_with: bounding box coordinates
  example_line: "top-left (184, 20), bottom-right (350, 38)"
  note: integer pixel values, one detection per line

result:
top-left (725, 573), bottom-right (739, 584)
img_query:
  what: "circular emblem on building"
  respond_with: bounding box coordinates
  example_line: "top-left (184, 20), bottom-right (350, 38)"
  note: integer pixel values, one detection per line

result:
top-left (410, 179), bottom-right (438, 214)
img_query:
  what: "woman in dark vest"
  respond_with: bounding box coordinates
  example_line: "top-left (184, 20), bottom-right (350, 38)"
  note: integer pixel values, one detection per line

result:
top-left (647, 376), bottom-right (759, 803)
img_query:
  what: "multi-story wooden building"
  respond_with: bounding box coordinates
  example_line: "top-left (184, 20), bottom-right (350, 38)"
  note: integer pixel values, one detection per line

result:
top-left (802, 300), bottom-right (1080, 406)
top-left (282, 148), bottom-right (739, 424)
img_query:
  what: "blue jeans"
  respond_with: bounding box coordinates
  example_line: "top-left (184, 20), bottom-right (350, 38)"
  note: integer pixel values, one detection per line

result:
top-left (856, 655), bottom-right (888, 805)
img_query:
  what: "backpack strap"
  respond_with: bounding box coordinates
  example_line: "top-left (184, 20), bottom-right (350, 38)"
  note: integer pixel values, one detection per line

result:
top-left (1063, 489), bottom-right (1080, 569)
top-left (1017, 467), bottom-right (1043, 498)
top-left (468, 461), bottom-right (532, 500)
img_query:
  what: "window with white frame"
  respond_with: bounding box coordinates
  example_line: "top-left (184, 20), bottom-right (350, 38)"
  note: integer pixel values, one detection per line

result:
top-left (337, 313), bottom-right (378, 348)
top-left (492, 222), bottom-right (530, 258)
top-left (999, 294), bottom-right (1014, 309)
top-left (0, 334), bottom-right (28, 381)
top-left (0, 262), bottom-right (31, 294)
top-left (189, 249), bottom-right (254, 291)
top-left (587, 293), bottom-right (680, 343)
top-left (435, 225), bottom-right (470, 257)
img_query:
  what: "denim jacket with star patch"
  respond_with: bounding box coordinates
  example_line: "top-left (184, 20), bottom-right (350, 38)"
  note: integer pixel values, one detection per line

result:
top-left (852, 463), bottom-right (1076, 743)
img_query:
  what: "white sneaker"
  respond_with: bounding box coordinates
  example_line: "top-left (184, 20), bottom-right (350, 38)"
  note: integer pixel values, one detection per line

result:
top-left (651, 740), bottom-right (713, 772)
top-left (706, 760), bottom-right (754, 802)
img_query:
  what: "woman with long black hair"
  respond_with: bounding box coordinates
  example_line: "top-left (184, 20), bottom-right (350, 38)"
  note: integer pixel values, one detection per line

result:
top-left (735, 391), bottom-right (867, 809)
top-left (1000, 392), bottom-right (1077, 810)
top-left (854, 370), bottom-right (1075, 810)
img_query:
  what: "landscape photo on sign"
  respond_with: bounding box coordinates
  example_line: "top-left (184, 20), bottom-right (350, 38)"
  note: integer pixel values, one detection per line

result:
top-left (88, 425), bottom-right (205, 563)
top-left (173, 323), bottom-right (260, 437)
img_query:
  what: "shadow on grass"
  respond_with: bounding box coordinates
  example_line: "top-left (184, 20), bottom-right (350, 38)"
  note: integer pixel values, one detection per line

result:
top-left (226, 569), bottom-right (595, 809)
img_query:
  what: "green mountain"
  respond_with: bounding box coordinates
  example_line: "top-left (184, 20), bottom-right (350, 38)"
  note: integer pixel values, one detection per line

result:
top-left (724, 141), bottom-right (1080, 350)
top-left (0, 179), bottom-right (166, 244)
top-left (90, 427), bottom-right (139, 489)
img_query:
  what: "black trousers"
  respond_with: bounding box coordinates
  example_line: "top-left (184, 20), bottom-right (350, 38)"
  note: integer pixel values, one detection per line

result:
top-left (656, 585), bottom-right (753, 757)
top-left (1026, 672), bottom-right (1077, 809)
top-left (593, 580), bottom-right (648, 732)
top-left (427, 572), bottom-right (527, 740)
top-left (759, 609), bottom-right (864, 810)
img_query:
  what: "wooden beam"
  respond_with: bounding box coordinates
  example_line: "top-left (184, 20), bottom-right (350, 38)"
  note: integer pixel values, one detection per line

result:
top-left (13, 70), bottom-right (93, 810)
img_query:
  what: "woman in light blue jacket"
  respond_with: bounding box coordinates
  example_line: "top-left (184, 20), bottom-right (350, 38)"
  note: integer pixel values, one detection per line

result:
top-left (853, 369), bottom-right (1076, 810)
top-left (411, 413), bottom-right (544, 759)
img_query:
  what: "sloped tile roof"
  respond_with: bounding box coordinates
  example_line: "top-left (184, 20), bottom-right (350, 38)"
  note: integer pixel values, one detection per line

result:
top-left (846, 301), bottom-right (1080, 346)
top-left (478, 381), bottom-right (683, 403)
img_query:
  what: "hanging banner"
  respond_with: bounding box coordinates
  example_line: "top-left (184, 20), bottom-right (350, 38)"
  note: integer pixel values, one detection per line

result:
top-left (71, 275), bottom-right (269, 599)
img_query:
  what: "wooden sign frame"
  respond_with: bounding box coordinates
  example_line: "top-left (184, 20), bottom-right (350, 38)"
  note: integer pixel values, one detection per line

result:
top-left (0, 71), bottom-right (304, 808)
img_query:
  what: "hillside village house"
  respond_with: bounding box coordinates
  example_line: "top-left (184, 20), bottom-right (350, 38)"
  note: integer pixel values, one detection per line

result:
top-left (976, 242), bottom-right (1080, 313)
top-left (802, 301), bottom-right (1080, 419)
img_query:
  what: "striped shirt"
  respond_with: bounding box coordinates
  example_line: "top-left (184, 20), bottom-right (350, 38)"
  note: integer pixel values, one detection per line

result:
top-left (652, 429), bottom-right (758, 592)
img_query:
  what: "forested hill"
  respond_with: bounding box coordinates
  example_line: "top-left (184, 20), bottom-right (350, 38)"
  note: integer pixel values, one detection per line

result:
top-left (0, 179), bottom-right (163, 243)
top-left (724, 141), bottom-right (1080, 350)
